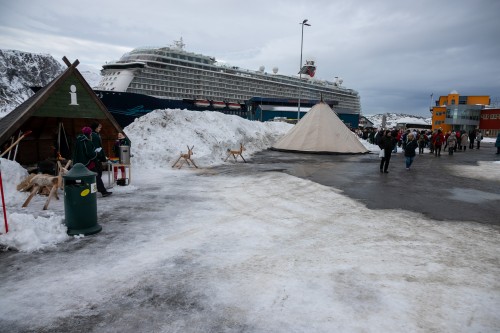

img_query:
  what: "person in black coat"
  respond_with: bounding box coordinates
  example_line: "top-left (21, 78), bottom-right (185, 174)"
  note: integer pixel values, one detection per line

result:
top-left (379, 130), bottom-right (396, 173)
top-left (90, 122), bottom-right (112, 197)
top-left (469, 129), bottom-right (476, 149)
top-left (73, 127), bottom-right (98, 169)
top-left (73, 127), bottom-right (111, 197)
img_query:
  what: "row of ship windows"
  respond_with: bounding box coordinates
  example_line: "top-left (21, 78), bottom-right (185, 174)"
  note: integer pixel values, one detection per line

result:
top-left (129, 87), bottom-right (246, 100)
top-left (129, 83), bottom-right (275, 99)
top-left (145, 62), bottom-right (341, 90)
top-left (131, 79), bottom-right (297, 96)
top-left (149, 69), bottom-right (356, 99)
top-left (129, 79), bottom-right (347, 104)
top-left (103, 71), bottom-right (121, 76)
top-left (137, 69), bottom-right (353, 101)
top-left (127, 83), bottom-right (356, 107)
top-left (100, 67), bottom-right (356, 100)
top-left (101, 76), bottom-right (118, 82)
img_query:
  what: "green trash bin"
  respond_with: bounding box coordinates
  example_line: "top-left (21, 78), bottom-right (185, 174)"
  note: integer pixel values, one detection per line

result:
top-left (63, 163), bottom-right (102, 236)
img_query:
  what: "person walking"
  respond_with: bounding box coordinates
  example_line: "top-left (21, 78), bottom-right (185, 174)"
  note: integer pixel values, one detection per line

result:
top-left (379, 130), bottom-right (396, 173)
top-left (418, 130), bottom-right (427, 155)
top-left (430, 129), bottom-right (437, 154)
top-left (446, 132), bottom-right (457, 155)
top-left (368, 129), bottom-right (375, 144)
top-left (443, 131), bottom-right (450, 152)
top-left (433, 129), bottom-right (445, 157)
top-left (469, 129), bottom-right (476, 149)
top-left (404, 133), bottom-right (418, 170)
top-left (72, 127), bottom-right (112, 197)
top-left (495, 132), bottom-right (500, 154)
top-left (460, 131), bottom-right (469, 152)
top-left (90, 122), bottom-right (112, 197)
top-left (476, 130), bottom-right (482, 149)
top-left (455, 130), bottom-right (462, 150)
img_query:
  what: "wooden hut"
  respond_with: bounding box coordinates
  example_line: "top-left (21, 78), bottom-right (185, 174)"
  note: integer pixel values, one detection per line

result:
top-left (0, 57), bottom-right (124, 169)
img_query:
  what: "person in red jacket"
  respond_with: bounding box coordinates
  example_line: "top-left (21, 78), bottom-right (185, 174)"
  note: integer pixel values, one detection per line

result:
top-left (433, 129), bottom-right (445, 157)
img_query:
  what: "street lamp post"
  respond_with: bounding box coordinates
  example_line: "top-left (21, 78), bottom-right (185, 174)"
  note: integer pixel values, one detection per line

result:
top-left (297, 19), bottom-right (311, 122)
top-left (429, 93), bottom-right (434, 113)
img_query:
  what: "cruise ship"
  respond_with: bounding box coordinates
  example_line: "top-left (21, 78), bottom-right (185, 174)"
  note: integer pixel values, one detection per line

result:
top-left (94, 39), bottom-right (361, 127)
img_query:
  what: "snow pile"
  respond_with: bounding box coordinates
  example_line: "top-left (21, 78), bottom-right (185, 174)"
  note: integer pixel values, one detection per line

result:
top-left (0, 213), bottom-right (69, 252)
top-left (0, 158), bottom-right (29, 204)
top-left (0, 158), bottom-right (69, 251)
top-left (126, 109), bottom-right (292, 168)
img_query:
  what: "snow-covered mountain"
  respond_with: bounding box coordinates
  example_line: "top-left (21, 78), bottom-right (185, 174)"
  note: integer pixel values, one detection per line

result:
top-left (0, 50), bottom-right (102, 116)
top-left (0, 50), bottom-right (64, 115)
top-left (77, 65), bottom-right (102, 88)
top-left (365, 113), bottom-right (432, 129)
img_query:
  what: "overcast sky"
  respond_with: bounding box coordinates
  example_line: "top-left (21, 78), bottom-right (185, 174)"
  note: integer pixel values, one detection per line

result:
top-left (1, 0), bottom-right (499, 117)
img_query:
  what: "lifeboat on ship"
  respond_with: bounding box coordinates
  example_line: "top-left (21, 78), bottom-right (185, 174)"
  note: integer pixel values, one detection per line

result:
top-left (211, 101), bottom-right (226, 109)
top-left (194, 99), bottom-right (210, 108)
top-left (227, 102), bottom-right (242, 110)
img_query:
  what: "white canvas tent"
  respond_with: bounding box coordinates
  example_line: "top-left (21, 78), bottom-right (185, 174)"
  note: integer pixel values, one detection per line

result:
top-left (271, 102), bottom-right (369, 154)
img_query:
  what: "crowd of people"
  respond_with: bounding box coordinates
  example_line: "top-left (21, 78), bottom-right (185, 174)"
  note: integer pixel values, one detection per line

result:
top-left (72, 122), bottom-right (130, 198)
top-left (356, 127), bottom-right (498, 173)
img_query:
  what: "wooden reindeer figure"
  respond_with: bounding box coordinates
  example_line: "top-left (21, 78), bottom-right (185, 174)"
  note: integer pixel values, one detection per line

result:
top-left (18, 160), bottom-right (71, 210)
top-left (224, 143), bottom-right (246, 163)
top-left (172, 145), bottom-right (198, 169)
top-left (21, 174), bottom-right (59, 210)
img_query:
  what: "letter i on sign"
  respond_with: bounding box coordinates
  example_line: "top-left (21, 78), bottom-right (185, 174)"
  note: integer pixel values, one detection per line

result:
top-left (69, 85), bottom-right (79, 105)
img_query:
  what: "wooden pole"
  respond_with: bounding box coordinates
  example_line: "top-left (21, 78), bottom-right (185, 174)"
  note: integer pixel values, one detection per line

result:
top-left (0, 161), bottom-right (8, 233)
top-left (0, 131), bottom-right (32, 158)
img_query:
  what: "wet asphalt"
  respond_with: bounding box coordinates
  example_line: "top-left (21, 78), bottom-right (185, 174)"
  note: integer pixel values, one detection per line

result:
top-left (211, 141), bottom-right (500, 226)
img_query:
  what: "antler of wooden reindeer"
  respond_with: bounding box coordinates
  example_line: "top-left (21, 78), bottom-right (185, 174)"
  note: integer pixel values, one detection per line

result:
top-left (172, 145), bottom-right (198, 169)
top-left (224, 143), bottom-right (246, 163)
